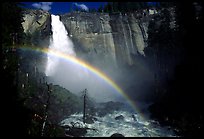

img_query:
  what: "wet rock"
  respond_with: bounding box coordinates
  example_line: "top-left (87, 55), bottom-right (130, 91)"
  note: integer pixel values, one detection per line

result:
top-left (115, 115), bottom-right (124, 120)
top-left (132, 114), bottom-right (137, 122)
top-left (85, 116), bottom-right (95, 124)
top-left (110, 133), bottom-right (125, 137)
top-left (65, 127), bottom-right (87, 137)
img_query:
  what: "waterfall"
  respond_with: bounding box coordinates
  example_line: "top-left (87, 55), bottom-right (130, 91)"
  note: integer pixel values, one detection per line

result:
top-left (45, 15), bottom-right (76, 76)
top-left (45, 14), bottom-right (122, 102)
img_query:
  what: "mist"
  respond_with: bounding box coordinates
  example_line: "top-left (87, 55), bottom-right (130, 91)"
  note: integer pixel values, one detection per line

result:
top-left (46, 14), bottom-right (125, 103)
top-left (45, 14), bottom-right (173, 109)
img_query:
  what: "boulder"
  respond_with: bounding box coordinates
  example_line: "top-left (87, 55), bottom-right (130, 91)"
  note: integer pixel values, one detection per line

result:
top-left (115, 115), bottom-right (124, 120)
top-left (110, 133), bottom-right (125, 137)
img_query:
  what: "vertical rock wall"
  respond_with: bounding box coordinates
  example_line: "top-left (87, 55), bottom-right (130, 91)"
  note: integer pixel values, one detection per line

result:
top-left (60, 12), bottom-right (149, 68)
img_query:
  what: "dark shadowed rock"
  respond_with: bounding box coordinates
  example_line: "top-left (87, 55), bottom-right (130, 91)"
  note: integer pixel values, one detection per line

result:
top-left (85, 116), bottom-right (95, 124)
top-left (115, 115), bottom-right (124, 120)
top-left (65, 127), bottom-right (87, 137)
top-left (110, 133), bottom-right (125, 137)
top-left (132, 114), bottom-right (137, 122)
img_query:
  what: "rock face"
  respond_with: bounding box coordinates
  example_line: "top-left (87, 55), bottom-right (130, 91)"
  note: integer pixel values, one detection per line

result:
top-left (22, 9), bottom-right (51, 46)
top-left (21, 10), bottom-right (149, 67)
top-left (21, 10), bottom-right (158, 101)
top-left (60, 12), bottom-right (149, 67)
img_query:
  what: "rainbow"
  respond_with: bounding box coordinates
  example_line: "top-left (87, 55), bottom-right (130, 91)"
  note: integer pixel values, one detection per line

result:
top-left (19, 46), bottom-right (143, 114)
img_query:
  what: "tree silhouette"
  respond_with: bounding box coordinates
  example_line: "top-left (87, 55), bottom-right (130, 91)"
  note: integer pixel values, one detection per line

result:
top-left (1, 2), bottom-right (25, 46)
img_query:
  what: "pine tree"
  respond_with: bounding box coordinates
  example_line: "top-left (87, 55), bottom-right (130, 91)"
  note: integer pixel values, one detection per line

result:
top-left (98, 5), bottom-right (103, 12)
top-left (104, 2), bottom-right (113, 13)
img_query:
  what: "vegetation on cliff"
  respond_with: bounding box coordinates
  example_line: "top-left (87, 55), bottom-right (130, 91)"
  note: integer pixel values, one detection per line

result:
top-left (1, 2), bottom-right (25, 46)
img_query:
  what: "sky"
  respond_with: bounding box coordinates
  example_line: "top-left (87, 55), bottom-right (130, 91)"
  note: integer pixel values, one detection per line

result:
top-left (21, 2), bottom-right (108, 15)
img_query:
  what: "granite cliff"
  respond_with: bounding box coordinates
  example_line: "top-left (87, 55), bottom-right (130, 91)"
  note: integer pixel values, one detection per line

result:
top-left (22, 10), bottom-right (151, 68)
top-left (60, 12), bottom-right (149, 68)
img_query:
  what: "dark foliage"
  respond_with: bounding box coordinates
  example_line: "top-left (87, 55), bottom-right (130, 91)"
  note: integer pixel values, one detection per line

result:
top-left (148, 2), bottom-right (203, 137)
top-left (97, 2), bottom-right (149, 13)
top-left (1, 2), bottom-right (30, 136)
top-left (1, 2), bottom-right (25, 46)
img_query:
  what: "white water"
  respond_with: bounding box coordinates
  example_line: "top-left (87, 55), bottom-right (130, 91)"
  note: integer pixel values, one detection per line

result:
top-left (46, 15), bottom-right (177, 137)
top-left (60, 110), bottom-right (177, 137)
top-left (45, 15), bottom-right (76, 76)
top-left (45, 15), bottom-right (124, 102)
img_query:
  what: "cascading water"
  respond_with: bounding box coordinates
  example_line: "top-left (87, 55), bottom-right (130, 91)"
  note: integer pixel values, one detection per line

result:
top-left (44, 15), bottom-right (177, 137)
top-left (45, 15), bottom-right (123, 102)
top-left (60, 110), bottom-right (177, 137)
top-left (45, 15), bottom-right (76, 76)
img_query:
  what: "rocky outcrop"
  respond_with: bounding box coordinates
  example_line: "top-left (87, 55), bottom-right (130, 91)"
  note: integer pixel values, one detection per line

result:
top-left (22, 9), bottom-right (51, 46)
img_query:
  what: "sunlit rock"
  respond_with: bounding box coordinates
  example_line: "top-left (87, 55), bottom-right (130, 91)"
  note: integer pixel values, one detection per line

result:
top-left (21, 9), bottom-right (51, 46)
